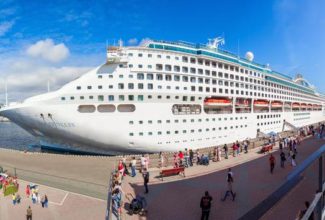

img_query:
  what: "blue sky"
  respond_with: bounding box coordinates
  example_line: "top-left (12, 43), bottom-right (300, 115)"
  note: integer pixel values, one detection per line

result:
top-left (0, 0), bottom-right (325, 101)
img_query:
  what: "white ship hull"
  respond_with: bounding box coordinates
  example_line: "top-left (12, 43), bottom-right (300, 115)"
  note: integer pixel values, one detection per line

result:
top-left (1, 39), bottom-right (325, 154)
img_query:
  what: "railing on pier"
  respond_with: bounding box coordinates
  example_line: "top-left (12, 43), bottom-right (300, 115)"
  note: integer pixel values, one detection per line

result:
top-left (239, 144), bottom-right (325, 220)
top-left (106, 171), bottom-right (114, 220)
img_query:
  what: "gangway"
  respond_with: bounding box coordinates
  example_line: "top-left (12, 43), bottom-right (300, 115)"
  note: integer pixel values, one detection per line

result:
top-left (282, 119), bottom-right (299, 131)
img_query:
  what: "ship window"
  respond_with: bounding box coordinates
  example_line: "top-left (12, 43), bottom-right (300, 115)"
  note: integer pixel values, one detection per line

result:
top-left (138, 83), bottom-right (144, 89)
top-left (87, 86), bottom-right (92, 90)
top-left (158, 131), bottom-right (162, 135)
top-left (139, 132), bottom-right (143, 136)
top-left (156, 64), bottom-right (163, 70)
top-left (118, 104), bottom-right (136, 112)
top-left (165, 65), bottom-right (172, 71)
top-left (128, 83), bottom-right (134, 89)
top-left (98, 95), bottom-right (104, 101)
top-left (61, 97), bottom-right (65, 101)
top-left (118, 83), bottom-right (124, 89)
top-left (148, 132), bottom-right (153, 135)
top-left (174, 66), bottom-right (180, 72)
top-left (157, 74), bottom-right (163, 80)
top-left (80, 96), bottom-right (84, 100)
top-left (174, 75), bottom-right (180, 81)
top-left (89, 96), bottom-right (93, 99)
top-left (128, 95), bottom-right (134, 101)
top-left (129, 121), bottom-right (133, 124)
top-left (70, 96), bottom-right (75, 100)
top-left (76, 86), bottom-right (81, 90)
top-left (98, 75), bottom-right (102, 79)
top-left (158, 120), bottom-right (162, 123)
top-left (138, 95), bottom-right (144, 101)
top-left (98, 85), bottom-right (103, 89)
top-left (78, 105), bottom-right (96, 113)
top-left (119, 95), bottom-right (124, 101)
top-left (137, 73), bottom-right (144, 80)
top-left (108, 95), bottom-right (114, 101)
top-left (97, 104), bottom-right (116, 113)
top-left (148, 54), bottom-right (152, 57)
top-left (138, 64), bottom-right (143, 68)
top-left (182, 56), bottom-right (188, 62)
top-left (148, 84), bottom-right (153, 89)
top-left (147, 73), bottom-right (153, 80)
top-left (129, 133), bottom-right (134, 136)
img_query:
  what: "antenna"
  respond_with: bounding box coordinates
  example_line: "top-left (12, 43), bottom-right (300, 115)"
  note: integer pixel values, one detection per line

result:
top-left (5, 81), bottom-right (8, 107)
top-left (47, 79), bottom-right (50, 92)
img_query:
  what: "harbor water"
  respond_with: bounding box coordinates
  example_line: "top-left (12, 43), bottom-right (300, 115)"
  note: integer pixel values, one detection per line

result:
top-left (0, 122), bottom-right (39, 152)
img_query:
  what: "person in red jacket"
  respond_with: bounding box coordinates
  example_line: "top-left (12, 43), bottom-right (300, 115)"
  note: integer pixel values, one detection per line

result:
top-left (178, 151), bottom-right (184, 166)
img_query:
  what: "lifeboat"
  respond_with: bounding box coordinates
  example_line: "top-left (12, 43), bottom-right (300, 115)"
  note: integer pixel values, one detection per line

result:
top-left (204, 98), bottom-right (232, 107)
top-left (313, 104), bottom-right (318, 109)
top-left (301, 103), bottom-right (307, 107)
top-left (236, 99), bottom-right (250, 108)
top-left (253, 100), bottom-right (269, 107)
top-left (292, 103), bottom-right (300, 108)
top-left (271, 101), bottom-right (283, 108)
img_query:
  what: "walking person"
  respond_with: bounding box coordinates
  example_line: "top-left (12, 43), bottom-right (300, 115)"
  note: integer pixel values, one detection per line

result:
top-left (131, 157), bottom-right (137, 177)
top-left (44, 195), bottom-right (48, 208)
top-left (25, 185), bottom-right (30, 198)
top-left (217, 146), bottom-right (221, 161)
top-left (200, 191), bottom-right (213, 220)
top-left (280, 151), bottom-right (286, 168)
top-left (291, 151), bottom-right (297, 167)
top-left (142, 168), bottom-right (149, 194)
top-left (223, 144), bottom-right (228, 159)
top-left (184, 148), bottom-right (189, 167)
top-left (41, 195), bottom-right (45, 208)
top-left (189, 149), bottom-right (194, 166)
top-left (222, 168), bottom-right (236, 201)
top-left (269, 154), bottom-right (276, 174)
top-left (26, 206), bottom-right (32, 220)
top-left (244, 140), bottom-right (248, 153)
top-left (140, 154), bottom-right (146, 173)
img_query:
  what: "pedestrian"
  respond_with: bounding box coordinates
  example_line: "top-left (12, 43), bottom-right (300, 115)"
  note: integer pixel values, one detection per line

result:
top-left (223, 144), bottom-right (228, 159)
top-left (12, 193), bottom-right (16, 205)
top-left (280, 151), bottom-right (286, 168)
top-left (131, 157), bottom-right (137, 177)
top-left (142, 168), bottom-right (149, 194)
top-left (184, 149), bottom-right (190, 167)
top-left (279, 141), bottom-right (283, 151)
top-left (145, 154), bottom-right (150, 170)
top-left (26, 206), bottom-right (32, 220)
top-left (236, 141), bottom-right (240, 155)
top-left (269, 154), bottom-right (275, 174)
top-left (44, 195), bottom-right (48, 208)
top-left (174, 152), bottom-right (179, 168)
top-left (189, 149), bottom-right (194, 166)
top-left (117, 160), bottom-right (124, 178)
top-left (291, 152), bottom-right (297, 167)
top-left (41, 195), bottom-right (45, 208)
top-left (232, 143), bottom-right (236, 157)
top-left (200, 191), bottom-right (213, 220)
top-left (244, 140), bottom-right (248, 153)
top-left (300, 201), bottom-right (314, 220)
top-left (217, 146), bottom-right (221, 161)
top-left (140, 154), bottom-right (146, 173)
top-left (25, 185), bottom-right (30, 198)
top-left (16, 193), bottom-right (21, 204)
top-left (222, 168), bottom-right (236, 201)
top-left (178, 151), bottom-right (184, 166)
top-left (159, 152), bottom-right (164, 168)
top-left (32, 192), bottom-right (37, 204)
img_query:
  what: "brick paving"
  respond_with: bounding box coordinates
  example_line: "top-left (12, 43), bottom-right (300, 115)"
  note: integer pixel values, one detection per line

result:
top-left (120, 136), bottom-right (325, 220)
top-left (0, 179), bottom-right (106, 220)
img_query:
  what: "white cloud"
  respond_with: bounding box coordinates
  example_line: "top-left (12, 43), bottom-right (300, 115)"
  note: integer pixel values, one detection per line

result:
top-left (0, 20), bottom-right (15, 36)
top-left (139, 37), bottom-right (151, 46)
top-left (127, 38), bottom-right (138, 45)
top-left (26, 39), bottom-right (70, 63)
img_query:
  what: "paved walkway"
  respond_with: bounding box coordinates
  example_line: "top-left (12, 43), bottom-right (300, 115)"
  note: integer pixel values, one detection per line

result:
top-left (0, 149), bottom-right (116, 199)
top-left (120, 136), bottom-right (325, 220)
top-left (0, 179), bottom-right (106, 220)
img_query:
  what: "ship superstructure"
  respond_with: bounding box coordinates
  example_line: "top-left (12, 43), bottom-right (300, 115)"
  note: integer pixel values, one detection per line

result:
top-left (1, 38), bottom-right (325, 154)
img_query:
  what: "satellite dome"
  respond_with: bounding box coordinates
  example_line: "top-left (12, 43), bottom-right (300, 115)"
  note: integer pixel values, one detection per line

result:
top-left (245, 51), bottom-right (254, 62)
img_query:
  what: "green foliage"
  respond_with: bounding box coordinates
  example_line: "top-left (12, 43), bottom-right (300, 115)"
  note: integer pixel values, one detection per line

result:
top-left (3, 184), bottom-right (18, 197)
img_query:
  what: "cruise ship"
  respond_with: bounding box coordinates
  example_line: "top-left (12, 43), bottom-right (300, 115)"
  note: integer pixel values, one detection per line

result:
top-left (1, 38), bottom-right (325, 154)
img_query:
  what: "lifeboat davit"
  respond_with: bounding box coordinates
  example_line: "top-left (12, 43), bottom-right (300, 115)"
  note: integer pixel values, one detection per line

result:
top-left (271, 101), bottom-right (283, 108)
top-left (253, 100), bottom-right (269, 107)
top-left (204, 98), bottom-right (232, 107)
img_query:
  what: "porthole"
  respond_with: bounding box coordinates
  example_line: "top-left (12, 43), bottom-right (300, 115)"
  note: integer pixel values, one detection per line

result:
top-left (97, 104), bottom-right (116, 113)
